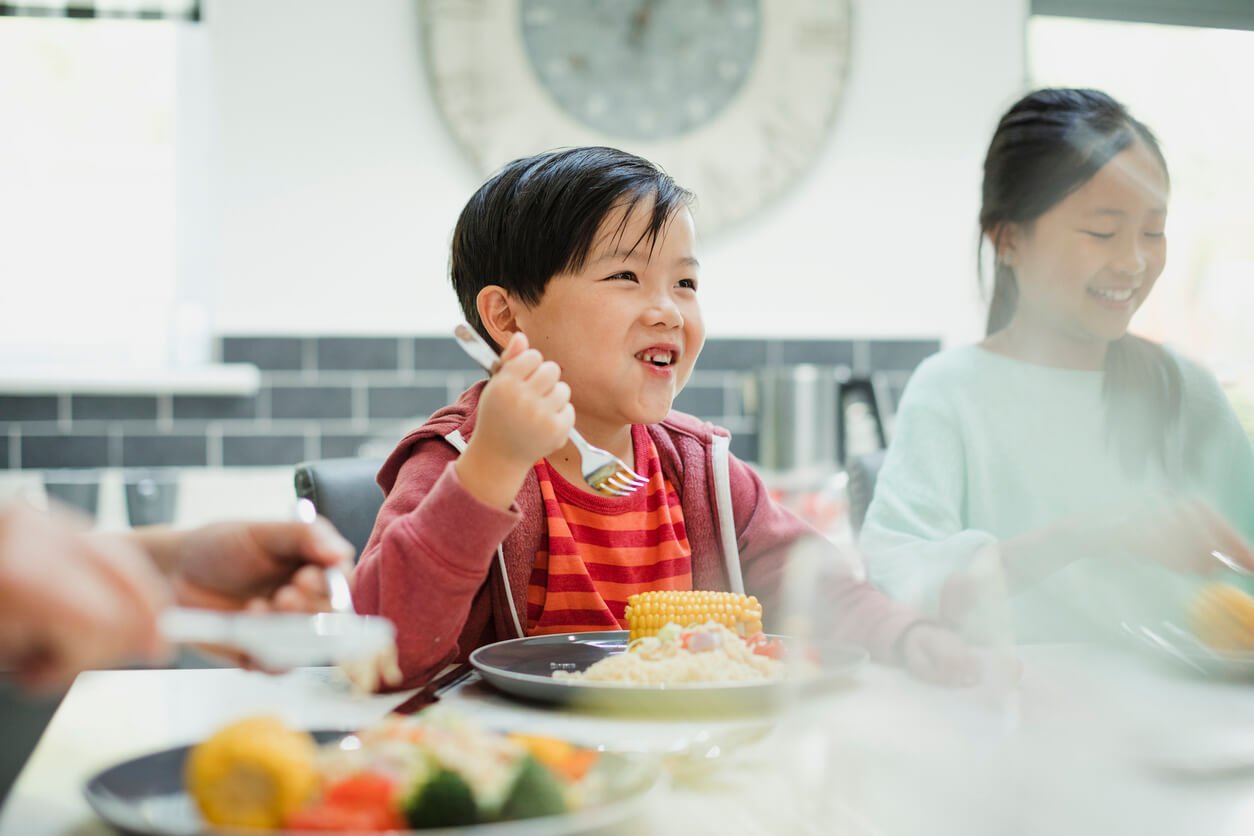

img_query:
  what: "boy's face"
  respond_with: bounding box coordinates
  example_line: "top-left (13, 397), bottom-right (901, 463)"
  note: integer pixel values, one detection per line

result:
top-left (513, 201), bottom-right (704, 431)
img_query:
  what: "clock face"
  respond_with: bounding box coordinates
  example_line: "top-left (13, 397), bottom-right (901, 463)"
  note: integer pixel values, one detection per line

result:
top-left (422, 0), bottom-right (851, 234)
top-left (520, 0), bottom-right (762, 141)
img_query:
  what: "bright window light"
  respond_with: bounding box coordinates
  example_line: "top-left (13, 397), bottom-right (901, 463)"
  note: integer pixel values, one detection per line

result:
top-left (1030, 16), bottom-right (1254, 377)
top-left (0, 16), bottom-right (179, 370)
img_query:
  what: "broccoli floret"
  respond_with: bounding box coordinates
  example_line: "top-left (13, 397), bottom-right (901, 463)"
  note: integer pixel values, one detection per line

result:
top-left (405, 768), bottom-right (477, 829)
top-left (499, 755), bottom-right (567, 820)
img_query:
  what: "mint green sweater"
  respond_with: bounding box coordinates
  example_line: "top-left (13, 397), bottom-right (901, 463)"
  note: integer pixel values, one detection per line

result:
top-left (860, 345), bottom-right (1254, 641)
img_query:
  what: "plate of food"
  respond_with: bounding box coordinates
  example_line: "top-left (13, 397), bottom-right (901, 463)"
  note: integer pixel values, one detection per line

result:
top-left (1122, 582), bottom-right (1254, 677)
top-left (83, 710), bottom-right (659, 835)
top-left (469, 591), bottom-right (866, 713)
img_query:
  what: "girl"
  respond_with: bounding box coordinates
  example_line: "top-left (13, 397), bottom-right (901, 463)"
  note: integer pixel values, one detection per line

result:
top-left (860, 88), bottom-right (1254, 641)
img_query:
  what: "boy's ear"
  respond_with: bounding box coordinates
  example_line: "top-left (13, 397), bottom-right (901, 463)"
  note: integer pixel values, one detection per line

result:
top-left (476, 285), bottom-right (521, 348)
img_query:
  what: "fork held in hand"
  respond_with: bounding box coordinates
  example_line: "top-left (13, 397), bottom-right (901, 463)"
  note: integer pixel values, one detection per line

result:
top-left (452, 323), bottom-right (649, 497)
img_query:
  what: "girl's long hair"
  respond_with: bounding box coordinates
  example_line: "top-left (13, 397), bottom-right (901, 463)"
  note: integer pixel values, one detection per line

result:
top-left (978, 88), bottom-right (1181, 476)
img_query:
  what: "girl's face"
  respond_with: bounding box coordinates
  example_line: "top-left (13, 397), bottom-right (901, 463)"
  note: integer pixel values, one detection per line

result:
top-left (511, 201), bottom-right (705, 436)
top-left (1004, 139), bottom-right (1169, 346)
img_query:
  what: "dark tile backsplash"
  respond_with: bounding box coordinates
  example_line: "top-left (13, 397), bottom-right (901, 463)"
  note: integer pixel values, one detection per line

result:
top-left (71, 395), bottom-right (158, 422)
top-left (317, 337), bottom-right (399, 371)
top-left (776, 339), bottom-right (856, 368)
top-left (122, 434), bottom-right (208, 468)
top-left (22, 434), bottom-right (111, 469)
top-left (696, 340), bottom-right (769, 371)
top-left (269, 385), bottom-right (354, 420)
top-left (411, 337), bottom-right (485, 373)
top-left (172, 395), bottom-right (258, 421)
top-left (672, 384), bottom-right (727, 418)
top-left (221, 337), bottom-right (304, 370)
top-left (2, 335), bottom-right (939, 470)
top-left (0, 395), bottom-right (58, 423)
top-left (367, 385), bottom-right (448, 419)
top-left (223, 434), bottom-right (307, 467)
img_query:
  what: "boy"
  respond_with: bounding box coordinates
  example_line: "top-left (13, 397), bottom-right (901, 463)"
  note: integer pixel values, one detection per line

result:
top-left (354, 147), bottom-right (976, 690)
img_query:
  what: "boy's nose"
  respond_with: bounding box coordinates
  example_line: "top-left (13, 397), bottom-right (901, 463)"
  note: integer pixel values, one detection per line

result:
top-left (645, 293), bottom-right (684, 328)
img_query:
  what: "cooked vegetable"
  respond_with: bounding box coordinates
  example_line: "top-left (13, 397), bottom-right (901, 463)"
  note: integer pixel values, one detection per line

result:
top-left (500, 755), bottom-right (567, 820)
top-left (508, 733), bottom-right (598, 781)
top-left (185, 715), bottom-right (318, 829)
top-left (405, 768), bottom-right (478, 828)
top-left (284, 800), bottom-right (406, 832)
top-left (625, 590), bottom-right (763, 641)
top-left (1190, 582), bottom-right (1254, 650)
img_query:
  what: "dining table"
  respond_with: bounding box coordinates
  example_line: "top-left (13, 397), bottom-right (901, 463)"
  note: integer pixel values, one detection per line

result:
top-left (4, 642), bottom-right (1254, 835)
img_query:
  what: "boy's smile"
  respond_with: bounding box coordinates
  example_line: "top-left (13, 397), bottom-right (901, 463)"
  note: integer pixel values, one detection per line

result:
top-left (510, 199), bottom-right (704, 448)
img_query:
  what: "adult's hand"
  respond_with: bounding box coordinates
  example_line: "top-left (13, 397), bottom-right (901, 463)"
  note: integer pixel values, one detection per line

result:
top-left (161, 517), bottom-right (356, 614)
top-left (0, 503), bottom-right (169, 690)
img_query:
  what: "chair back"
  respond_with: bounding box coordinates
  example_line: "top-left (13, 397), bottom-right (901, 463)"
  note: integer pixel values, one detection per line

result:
top-left (846, 449), bottom-right (887, 535)
top-left (293, 457), bottom-right (386, 560)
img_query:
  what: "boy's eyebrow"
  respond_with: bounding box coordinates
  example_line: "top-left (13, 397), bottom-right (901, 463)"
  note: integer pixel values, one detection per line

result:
top-left (591, 250), bottom-right (701, 269)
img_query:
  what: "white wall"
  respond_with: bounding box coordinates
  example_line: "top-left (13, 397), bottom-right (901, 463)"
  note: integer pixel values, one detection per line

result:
top-left (207, 0), bottom-right (1028, 345)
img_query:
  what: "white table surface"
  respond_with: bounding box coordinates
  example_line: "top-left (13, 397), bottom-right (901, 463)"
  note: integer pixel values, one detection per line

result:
top-left (5, 645), bottom-right (1254, 836)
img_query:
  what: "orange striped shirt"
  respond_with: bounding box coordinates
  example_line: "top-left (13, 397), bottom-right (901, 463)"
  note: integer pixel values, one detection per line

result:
top-left (525, 424), bottom-right (693, 635)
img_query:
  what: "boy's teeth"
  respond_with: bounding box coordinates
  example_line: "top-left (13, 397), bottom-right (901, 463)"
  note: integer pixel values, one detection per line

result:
top-left (1089, 287), bottom-right (1135, 302)
top-left (635, 350), bottom-right (674, 366)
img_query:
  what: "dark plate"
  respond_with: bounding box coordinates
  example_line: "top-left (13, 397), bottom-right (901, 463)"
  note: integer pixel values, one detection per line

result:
top-left (84, 730), bottom-right (658, 836)
top-left (468, 630), bottom-right (866, 713)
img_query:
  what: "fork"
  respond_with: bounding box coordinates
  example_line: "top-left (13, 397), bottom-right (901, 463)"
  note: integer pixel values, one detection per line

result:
top-left (452, 323), bottom-right (649, 497)
top-left (294, 497), bottom-right (355, 613)
top-left (1212, 550), bottom-right (1254, 577)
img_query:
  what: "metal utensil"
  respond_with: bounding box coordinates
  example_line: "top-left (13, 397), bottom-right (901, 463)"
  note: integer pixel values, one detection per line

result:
top-left (452, 323), bottom-right (648, 497)
top-left (294, 497), bottom-right (355, 614)
top-left (1212, 550), bottom-right (1254, 577)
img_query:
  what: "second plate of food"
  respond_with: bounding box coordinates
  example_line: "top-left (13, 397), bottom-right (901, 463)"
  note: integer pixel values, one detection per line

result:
top-left (468, 629), bottom-right (866, 713)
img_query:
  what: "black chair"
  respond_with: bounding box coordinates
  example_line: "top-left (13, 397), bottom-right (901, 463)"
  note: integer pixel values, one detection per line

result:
top-left (293, 458), bottom-right (386, 560)
top-left (846, 449), bottom-right (887, 535)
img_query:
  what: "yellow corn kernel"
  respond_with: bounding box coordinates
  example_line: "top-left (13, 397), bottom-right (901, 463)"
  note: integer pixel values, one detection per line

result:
top-left (185, 715), bottom-right (318, 829)
top-left (624, 590), bottom-right (763, 641)
top-left (1191, 583), bottom-right (1254, 651)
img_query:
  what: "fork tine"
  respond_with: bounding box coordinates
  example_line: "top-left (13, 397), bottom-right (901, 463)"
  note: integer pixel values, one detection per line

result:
top-left (593, 479), bottom-right (632, 497)
top-left (605, 473), bottom-right (637, 492)
top-left (619, 471), bottom-right (649, 489)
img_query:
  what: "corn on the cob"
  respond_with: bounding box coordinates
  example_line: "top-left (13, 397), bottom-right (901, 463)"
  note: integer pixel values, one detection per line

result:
top-left (185, 715), bottom-right (318, 829)
top-left (1190, 582), bottom-right (1254, 651)
top-left (624, 590), bottom-right (763, 642)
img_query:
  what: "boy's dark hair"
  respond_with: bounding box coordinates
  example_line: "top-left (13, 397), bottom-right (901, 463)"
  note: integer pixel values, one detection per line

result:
top-left (977, 87), bottom-right (1180, 477)
top-left (451, 146), bottom-right (694, 347)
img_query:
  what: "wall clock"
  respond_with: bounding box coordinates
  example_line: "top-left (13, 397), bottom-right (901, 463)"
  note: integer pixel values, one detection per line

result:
top-left (421, 0), bottom-right (853, 234)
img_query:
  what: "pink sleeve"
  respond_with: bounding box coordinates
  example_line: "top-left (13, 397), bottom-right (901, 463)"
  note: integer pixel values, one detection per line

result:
top-left (352, 440), bottom-right (520, 689)
top-left (728, 454), bottom-right (920, 662)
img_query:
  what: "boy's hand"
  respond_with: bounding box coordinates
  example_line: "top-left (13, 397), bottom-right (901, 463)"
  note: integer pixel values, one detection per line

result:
top-left (901, 623), bottom-right (982, 688)
top-left (457, 332), bottom-right (575, 509)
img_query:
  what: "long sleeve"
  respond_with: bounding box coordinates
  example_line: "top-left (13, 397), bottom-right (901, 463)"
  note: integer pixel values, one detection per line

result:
top-left (1181, 363), bottom-right (1254, 545)
top-left (727, 453), bottom-right (920, 661)
top-left (352, 439), bottom-right (521, 690)
top-left (859, 382), bottom-right (996, 616)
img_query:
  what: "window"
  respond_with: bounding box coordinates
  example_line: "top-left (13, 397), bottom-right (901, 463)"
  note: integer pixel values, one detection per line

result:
top-left (0, 6), bottom-right (204, 372)
top-left (1029, 15), bottom-right (1254, 382)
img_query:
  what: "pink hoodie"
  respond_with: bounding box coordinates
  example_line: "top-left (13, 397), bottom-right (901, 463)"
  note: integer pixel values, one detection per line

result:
top-left (353, 382), bottom-right (921, 690)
